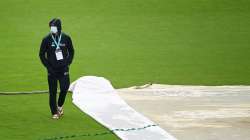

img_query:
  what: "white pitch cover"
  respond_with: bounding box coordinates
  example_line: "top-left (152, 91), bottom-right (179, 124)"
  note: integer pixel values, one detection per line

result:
top-left (69, 76), bottom-right (177, 140)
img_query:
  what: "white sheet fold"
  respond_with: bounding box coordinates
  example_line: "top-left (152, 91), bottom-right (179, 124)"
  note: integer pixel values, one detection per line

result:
top-left (69, 76), bottom-right (176, 140)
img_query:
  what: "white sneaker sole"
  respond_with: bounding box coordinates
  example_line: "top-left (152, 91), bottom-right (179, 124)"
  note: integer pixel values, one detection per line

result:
top-left (52, 114), bottom-right (60, 119)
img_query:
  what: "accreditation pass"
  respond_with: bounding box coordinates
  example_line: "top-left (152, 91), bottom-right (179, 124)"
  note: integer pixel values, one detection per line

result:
top-left (55, 48), bottom-right (63, 60)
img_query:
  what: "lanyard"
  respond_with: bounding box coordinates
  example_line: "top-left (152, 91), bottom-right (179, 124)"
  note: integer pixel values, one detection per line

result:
top-left (51, 33), bottom-right (62, 49)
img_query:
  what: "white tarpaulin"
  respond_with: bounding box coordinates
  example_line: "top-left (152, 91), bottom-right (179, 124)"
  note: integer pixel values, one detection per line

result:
top-left (117, 84), bottom-right (250, 140)
top-left (69, 76), bottom-right (176, 140)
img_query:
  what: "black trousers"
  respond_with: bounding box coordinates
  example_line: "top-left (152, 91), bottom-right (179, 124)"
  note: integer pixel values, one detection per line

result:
top-left (48, 73), bottom-right (70, 115)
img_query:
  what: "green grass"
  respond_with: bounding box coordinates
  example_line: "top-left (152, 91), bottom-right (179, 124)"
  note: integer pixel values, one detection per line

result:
top-left (0, 94), bottom-right (120, 140)
top-left (0, 0), bottom-right (250, 139)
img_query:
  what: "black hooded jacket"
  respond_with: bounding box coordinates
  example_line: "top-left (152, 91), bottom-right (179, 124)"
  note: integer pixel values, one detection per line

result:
top-left (39, 18), bottom-right (74, 72)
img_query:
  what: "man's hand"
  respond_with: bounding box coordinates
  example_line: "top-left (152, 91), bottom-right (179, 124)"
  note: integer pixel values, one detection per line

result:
top-left (47, 66), bottom-right (56, 75)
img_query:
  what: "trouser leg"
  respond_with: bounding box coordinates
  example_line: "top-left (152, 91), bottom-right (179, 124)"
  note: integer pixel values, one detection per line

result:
top-left (48, 75), bottom-right (58, 115)
top-left (58, 75), bottom-right (70, 107)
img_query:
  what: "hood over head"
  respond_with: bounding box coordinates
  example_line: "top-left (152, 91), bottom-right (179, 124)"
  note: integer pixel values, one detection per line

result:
top-left (49, 18), bottom-right (62, 34)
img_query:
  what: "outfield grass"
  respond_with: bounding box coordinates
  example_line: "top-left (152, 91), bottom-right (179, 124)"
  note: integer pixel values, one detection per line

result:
top-left (0, 94), bottom-right (120, 140)
top-left (0, 0), bottom-right (250, 139)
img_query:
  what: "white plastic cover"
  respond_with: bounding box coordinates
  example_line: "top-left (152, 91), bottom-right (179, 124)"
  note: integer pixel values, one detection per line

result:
top-left (69, 76), bottom-right (176, 140)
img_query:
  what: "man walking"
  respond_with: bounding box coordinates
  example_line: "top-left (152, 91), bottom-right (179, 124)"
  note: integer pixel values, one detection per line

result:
top-left (39, 18), bottom-right (74, 119)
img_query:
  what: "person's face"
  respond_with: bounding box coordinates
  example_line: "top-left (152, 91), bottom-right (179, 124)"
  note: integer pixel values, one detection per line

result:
top-left (50, 26), bottom-right (58, 34)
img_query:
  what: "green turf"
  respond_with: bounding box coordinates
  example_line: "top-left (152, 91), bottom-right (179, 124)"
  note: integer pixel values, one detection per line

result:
top-left (0, 0), bottom-right (250, 139)
top-left (0, 94), bottom-right (120, 140)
